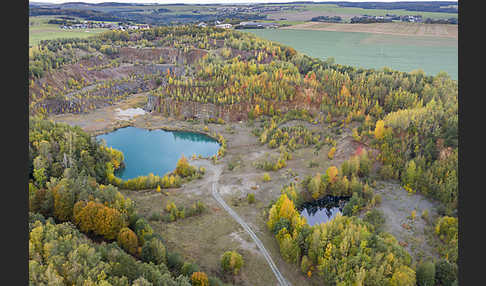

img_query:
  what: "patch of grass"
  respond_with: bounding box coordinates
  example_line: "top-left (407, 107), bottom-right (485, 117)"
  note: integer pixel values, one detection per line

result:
top-left (29, 16), bottom-right (109, 46)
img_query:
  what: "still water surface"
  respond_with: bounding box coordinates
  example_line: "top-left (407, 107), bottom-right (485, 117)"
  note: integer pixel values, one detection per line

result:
top-left (97, 127), bottom-right (220, 180)
top-left (299, 196), bottom-right (349, 226)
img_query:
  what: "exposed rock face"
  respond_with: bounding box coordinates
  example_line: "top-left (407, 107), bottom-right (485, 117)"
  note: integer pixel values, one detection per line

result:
top-left (146, 96), bottom-right (250, 122)
top-left (147, 95), bottom-right (323, 123)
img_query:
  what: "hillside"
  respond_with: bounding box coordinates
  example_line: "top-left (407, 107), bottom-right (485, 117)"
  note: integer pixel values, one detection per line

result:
top-left (29, 25), bottom-right (458, 286)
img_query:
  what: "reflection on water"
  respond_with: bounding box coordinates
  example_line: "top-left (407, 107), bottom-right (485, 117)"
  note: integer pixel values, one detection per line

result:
top-left (96, 127), bottom-right (220, 180)
top-left (299, 196), bottom-right (349, 226)
top-left (172, 131), bottom-right (216, 143)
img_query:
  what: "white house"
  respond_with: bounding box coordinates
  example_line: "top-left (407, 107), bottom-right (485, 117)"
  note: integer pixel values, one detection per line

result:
top-left (215, 23), bottom-right (232, 29)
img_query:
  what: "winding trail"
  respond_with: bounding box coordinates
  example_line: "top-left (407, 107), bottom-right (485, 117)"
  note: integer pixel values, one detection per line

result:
top-left (205, 163), bottom-right (291, 286)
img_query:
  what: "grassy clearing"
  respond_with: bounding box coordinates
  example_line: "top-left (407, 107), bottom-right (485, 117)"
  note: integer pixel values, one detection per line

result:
top-left (120, 186), bottom-right (280, 286)
top-left (301, 4), bottom-right (457, 20)
top-left (29, 16), bottom-right (109, 47)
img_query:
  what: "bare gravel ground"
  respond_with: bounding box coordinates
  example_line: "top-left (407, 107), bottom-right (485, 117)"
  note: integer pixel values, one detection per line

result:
top-left (372, 181), bottom-right (440, 262)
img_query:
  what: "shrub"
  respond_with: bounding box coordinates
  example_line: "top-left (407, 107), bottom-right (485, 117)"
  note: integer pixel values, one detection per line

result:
top-left (374, 194), bottom-right (382, 205)
top-left (191, 271), bottom-right (209, 286)
top-left (301, 255), bottom-right (311, 274)
top-left (363, 209), bottom-right (386, 232)
top-left (167, 252), bottom-right (184, 272)
top-left (416, 260), bottom-right (435, 286)
top-left (247, 193), bottom-right (255, 204)
top-left (379, 164), bottom-right (394, 180)
top-left (421, 210), bottom-right (429, 222)
top-left (117, 227), bottom-right (139, 256)
top-left (134, 218), bottom-right (153, 245)
top-left (328, 147), bottom-right (336, 159)
top-left (435, 216), bottom-right (458, 243)
top-left (141, 238), bottom-right (167, 265)
top-left (411, 210), bottom-right (417, 220)
top-left (208, 276), bottom-right (225, 286)
top-left (263, 173), bottom-right (271, 182)
top-left (221, 251), bottom-right (244, 275)
top-left (175, 155), bottom-right (196, 178)
top-left (435, 259), bottom-right (457, 286)
top-left (181, 262), bottom-right (200, 276)
top-left (149, 212), bottom-right (162, 221)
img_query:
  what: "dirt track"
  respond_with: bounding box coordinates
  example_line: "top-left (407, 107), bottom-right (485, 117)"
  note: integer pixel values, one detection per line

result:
top-left (283, 22), bottom-right (458, 39)
top-left (206, 160), bottom-right (291, 286)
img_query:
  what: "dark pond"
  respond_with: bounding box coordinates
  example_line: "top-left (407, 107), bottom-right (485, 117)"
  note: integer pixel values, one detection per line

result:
top-left (299, 196), bottom-right (350, 226)
top-left (96, 126), bottom-right (220, 180)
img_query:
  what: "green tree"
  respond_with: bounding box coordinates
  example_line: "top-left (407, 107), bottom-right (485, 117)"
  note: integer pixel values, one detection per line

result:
top-left (221, 251), bottom-right (244, 275)
top-left (141, 238), bottom-right (167, 265)
top-left (181, 262), bottom-right (200, 276)
top-left (247, 193), bottom-right (255, 204)
top-left (416, 260), bottom-right (435, 286)
top-left (135, 218), bottom-right (154, 245)
top-left (435, 259), bottom-right (457, 286)
top-left (117, 227), bottom-right (139, 256)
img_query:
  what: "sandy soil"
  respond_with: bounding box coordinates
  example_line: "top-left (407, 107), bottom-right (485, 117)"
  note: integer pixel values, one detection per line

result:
top-left (49, 92), bottom-right (148, 134)
top-left (282, 22), bottom-right (458, 39)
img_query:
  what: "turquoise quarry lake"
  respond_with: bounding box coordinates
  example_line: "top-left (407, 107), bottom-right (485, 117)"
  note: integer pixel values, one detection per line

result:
top-left (97, 127), bottom-right (220, 180)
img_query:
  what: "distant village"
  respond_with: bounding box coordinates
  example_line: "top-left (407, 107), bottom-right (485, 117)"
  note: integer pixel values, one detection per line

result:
top-left (197, 20), bottom-right (280, 30)
top-left (206, 5), bottom-right (299, 14)
top-left (345, 14), bottom-right (456, 24)
top-left (58, 21), bottom-right (150, 31)
top-left (56, 11), bottom-right (456, 33)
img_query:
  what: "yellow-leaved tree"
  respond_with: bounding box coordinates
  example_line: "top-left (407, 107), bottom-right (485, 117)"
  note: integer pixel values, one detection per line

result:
top-left (374, 120), bottom-right (386, 140)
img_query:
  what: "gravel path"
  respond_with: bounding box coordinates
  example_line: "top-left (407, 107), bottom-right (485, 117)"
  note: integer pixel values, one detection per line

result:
top-left (197, 160), bottom-right (291, 286)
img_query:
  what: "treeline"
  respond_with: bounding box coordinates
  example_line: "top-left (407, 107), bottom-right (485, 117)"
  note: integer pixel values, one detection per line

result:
top-left (29, 7), bottom-right (124, 22)
top-left (310, 15), bottom-right (342, 23)
top-left (335, 1), bottom-right (458, 14)
top-left (29, 116), bottom-right (114, 185)
top-left (30, 213), bottom-right (233, 286)
top-left (106, 155), bottom-right (205, 190)
top-left (424, 18), bottom-right (458, 24)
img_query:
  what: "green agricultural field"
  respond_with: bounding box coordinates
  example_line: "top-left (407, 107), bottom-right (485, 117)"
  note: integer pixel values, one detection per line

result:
top-left (247, 29), bottom-right (457, 80)
top-left (272, 3), bottom-right (457, 20)
top-left (29, 16), bottom-right (110, 47)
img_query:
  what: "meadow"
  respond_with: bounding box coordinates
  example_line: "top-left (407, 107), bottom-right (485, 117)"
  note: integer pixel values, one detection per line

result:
top-left (303, 4), bottom-right (458, 19)
top-left (266, 3), bottom-right (458, 22)
top-left (247, 28), bottom-right (458, 80)
top-left (29, 16), bottom-right (109, 47)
